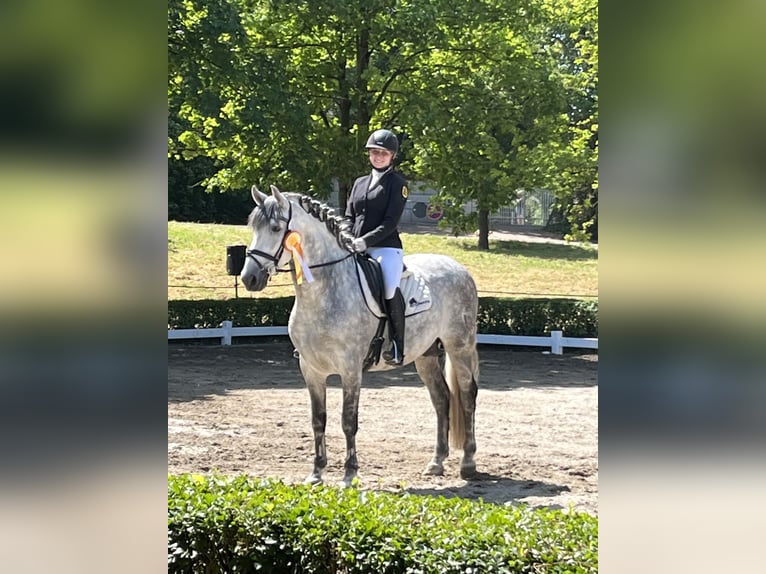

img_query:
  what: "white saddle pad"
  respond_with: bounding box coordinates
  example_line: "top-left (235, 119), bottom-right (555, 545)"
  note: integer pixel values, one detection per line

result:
top-left (359, 267), bottom-right (433, 318)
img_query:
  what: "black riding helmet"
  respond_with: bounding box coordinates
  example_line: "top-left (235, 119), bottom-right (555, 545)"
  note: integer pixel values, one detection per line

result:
top-left (365, 129), bottom-right (399, 154)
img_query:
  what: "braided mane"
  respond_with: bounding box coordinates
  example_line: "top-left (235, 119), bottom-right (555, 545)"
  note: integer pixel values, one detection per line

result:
top-left (289, 193), bottom-right (353, 249)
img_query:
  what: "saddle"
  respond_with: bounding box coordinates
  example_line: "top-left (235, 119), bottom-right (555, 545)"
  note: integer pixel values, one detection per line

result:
top-left (355, 255), bottom-right (433, 319)
top-left (355, 254), bottom-right (387, 317)
top-left (354, 254), bottom-right (432, 370)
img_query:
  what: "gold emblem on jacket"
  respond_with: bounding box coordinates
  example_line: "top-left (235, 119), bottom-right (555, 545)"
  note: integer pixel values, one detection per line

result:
top-left (402, 185), bottom-right (409, 199)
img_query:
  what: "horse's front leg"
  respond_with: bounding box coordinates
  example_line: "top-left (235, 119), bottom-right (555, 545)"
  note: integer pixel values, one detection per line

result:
top-left (300, 358), bottom-right (328, 485)
top-left (339, 370), bottom-right (363, 487)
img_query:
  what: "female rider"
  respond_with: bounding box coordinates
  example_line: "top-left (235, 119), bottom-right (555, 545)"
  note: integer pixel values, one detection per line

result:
top-left (345, 128), bottom-right (409, 365)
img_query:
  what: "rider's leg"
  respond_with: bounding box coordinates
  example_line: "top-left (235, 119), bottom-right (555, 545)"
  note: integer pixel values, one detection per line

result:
top-left (382, 288), bottom-right (405, 364)
top-left (368, 247), bottom-right (405, 365)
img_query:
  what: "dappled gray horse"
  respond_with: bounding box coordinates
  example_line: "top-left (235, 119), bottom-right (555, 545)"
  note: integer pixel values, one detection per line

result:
top-left (240, 185), bottom-right (479, 486)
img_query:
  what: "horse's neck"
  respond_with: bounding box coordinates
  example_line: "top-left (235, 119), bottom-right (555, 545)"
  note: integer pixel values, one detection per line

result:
top-left (295, 212), bottom-right (347, 266)
top-left (291, 210), bottom-right (358, 314)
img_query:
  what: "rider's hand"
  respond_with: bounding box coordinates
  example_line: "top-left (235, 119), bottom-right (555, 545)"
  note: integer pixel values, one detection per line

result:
top-left (351, 237), bottom-right (367, 253)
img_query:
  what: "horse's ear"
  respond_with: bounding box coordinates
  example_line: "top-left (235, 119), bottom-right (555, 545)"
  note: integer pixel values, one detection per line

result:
top-left (251, 185), bottom-right (268, 206)
top-left (270, 185), bottom-right (289, 211)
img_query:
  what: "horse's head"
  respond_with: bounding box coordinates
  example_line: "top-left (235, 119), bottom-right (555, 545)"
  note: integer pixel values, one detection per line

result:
top-left (241, 185), bottom-right (293, 292)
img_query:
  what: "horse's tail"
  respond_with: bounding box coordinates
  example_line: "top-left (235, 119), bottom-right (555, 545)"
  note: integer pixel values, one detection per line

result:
top-left (446, 349), bottom-right (479, 449)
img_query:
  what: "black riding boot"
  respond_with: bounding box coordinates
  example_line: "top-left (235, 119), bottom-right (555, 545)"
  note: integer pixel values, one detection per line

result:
top-left (382, 288), bottom-right (405, 365)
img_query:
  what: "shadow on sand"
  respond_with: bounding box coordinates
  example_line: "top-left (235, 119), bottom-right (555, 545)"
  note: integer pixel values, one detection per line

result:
top-left (168, 340), bottom-right (597, 403)
top-left (405, 471), bottom-right (571, 510)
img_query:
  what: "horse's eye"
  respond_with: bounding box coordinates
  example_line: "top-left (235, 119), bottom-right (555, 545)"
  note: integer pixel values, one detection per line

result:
top-left (270, 223), bottom-right (281, 233)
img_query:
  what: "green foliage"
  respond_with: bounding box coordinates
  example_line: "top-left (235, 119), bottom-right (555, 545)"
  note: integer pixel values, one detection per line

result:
top-left (168, 474), bottom-right (598, 573)
top-left (405, 2), bottom-right (565, 241)
top-left (168, 297), bottom-right (598, 338)
top-left (530, 0), bottom-right (598, 241)
top-left (168, 297), bottom-right (294, 329)
top-left (168, 0), bottom-right (598, 241)
top-left (168, 155), bottom-right (257, 223)
top-left (477, 297), bottom-right (597, 337)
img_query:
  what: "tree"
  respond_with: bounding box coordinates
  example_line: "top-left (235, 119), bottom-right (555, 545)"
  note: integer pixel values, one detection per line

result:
top-left (524, 0), bottom-right (598, 241)
top-left (169, 0), bottom-right (453, 209)
top-left (168, 0), bottom-right (597, 244)
top-left (169, 0), bottom-right (316, 193)
top-left (399, 0), bottom-right (567, 248)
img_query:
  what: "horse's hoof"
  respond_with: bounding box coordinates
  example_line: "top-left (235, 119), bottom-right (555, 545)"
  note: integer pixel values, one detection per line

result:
top-left (339, 475), bottom-right (359, 488)
top-left (460, 463), bottom-right (477, 480)
top-left (423, 462), bottom-right (444, 476)
top-left (304, 474), bottom-right (323, 486)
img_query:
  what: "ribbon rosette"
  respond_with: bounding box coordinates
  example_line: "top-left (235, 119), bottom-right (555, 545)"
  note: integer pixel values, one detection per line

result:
top-left (283, 231), bottom-right (314, 285)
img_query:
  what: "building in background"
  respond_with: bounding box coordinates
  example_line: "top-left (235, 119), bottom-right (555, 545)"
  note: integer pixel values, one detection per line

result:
top-left (328, 181), bottom-right (555, 229)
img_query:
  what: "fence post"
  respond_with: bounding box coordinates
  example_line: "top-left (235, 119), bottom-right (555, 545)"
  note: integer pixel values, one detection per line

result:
top-left (551, 330), bottom-right (563, 355)
top-left (221, 320), bottom-right (232, 346)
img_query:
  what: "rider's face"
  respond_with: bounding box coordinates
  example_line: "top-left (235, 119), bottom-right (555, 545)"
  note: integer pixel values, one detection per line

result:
top-left (368, 148), bottom-right (394, 169)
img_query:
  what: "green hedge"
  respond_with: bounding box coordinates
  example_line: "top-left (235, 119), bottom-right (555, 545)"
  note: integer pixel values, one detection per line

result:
top-left (168, 297), bottom-right (294, 330)
top-left (477, 297), bottom-right (598, 338)
top-left (168, 474), bottom-right (598, 574)
top-left (168, 297), bottom-right (597, 338)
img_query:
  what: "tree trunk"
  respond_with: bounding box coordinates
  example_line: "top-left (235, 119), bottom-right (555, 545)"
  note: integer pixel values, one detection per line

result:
top-left (337, 25), bottom-right (371, 216)
top-left (478, 209), bottom-right (490, 250)
top-left (356, 28), bottom-right (370, 125)
top-left (339, 181), bottom-right (351, 214)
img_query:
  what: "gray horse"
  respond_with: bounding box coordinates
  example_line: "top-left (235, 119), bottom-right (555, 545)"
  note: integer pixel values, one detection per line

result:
top-left (240, 185), bottom-right (479, 486)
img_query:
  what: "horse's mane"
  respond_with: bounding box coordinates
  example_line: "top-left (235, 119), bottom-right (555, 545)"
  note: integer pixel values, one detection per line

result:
top-left (249, 190), bottom-right (352, 250)
top-left (286, 192), bottom-right (353, 250)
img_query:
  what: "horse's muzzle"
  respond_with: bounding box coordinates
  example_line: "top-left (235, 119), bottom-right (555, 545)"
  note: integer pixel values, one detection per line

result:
top-left (240, 268), bottom-right (268, 292)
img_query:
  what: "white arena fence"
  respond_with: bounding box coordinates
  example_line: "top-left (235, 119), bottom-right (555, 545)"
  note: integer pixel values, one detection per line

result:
top-left (168, 322), bottom-right (597, 355)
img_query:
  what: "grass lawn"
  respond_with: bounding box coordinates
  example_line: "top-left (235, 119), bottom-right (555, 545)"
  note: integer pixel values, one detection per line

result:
top-left (168, 221), bottom-right (598, 301)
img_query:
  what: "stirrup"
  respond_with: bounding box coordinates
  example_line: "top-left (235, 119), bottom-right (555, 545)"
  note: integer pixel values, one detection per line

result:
top-left (382, 342), bottom-right (403, 365)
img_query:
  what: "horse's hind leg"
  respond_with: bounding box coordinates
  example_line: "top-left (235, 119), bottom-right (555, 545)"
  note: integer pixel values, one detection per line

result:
top-left (414, 343), bottom-right (450, 476)
top-left (300, 358), bottom-right (328, 485)
top-left (443, 342), bottom-right (479, 479)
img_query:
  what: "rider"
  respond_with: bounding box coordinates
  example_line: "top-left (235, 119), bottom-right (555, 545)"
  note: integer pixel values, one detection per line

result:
top-left (345, 128), bottom-right (409, 365)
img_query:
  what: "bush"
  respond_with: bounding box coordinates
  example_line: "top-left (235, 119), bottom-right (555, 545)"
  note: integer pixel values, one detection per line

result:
top-left (168, 298), bottom-right (598, 338)
top-left (168, 474), bottom-right (598, 574)
top-left (168, 297), bottom-right (294, 330)
top-left (476, 298), bottom-right (598, 337)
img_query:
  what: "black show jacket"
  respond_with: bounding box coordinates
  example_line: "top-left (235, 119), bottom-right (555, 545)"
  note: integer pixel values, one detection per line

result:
top-left (344, 169), bottom-right (408, 248)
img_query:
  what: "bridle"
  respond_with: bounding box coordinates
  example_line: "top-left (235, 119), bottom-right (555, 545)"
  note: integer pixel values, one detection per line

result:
top-left (246, 198), bottom-right (353, 277)
top-left (245, 201), bottom-right (293, 274)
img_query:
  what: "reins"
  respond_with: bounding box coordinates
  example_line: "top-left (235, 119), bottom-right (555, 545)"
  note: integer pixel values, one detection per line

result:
top-left (272, 252), bottom-right (353, 275)
top-left (301, 253), bottom-right (354, 271)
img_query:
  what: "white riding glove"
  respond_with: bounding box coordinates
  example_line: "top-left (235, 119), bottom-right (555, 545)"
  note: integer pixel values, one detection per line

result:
top-left (351, 237), bottom-right (367, 253)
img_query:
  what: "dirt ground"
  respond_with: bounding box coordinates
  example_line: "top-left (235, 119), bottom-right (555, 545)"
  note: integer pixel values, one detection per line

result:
top-left (168, 339), bottom-right (598, 515)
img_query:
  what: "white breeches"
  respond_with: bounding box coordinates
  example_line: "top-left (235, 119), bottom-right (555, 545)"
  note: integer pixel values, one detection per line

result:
top-left (366, 247), bottom-right (403, 300)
